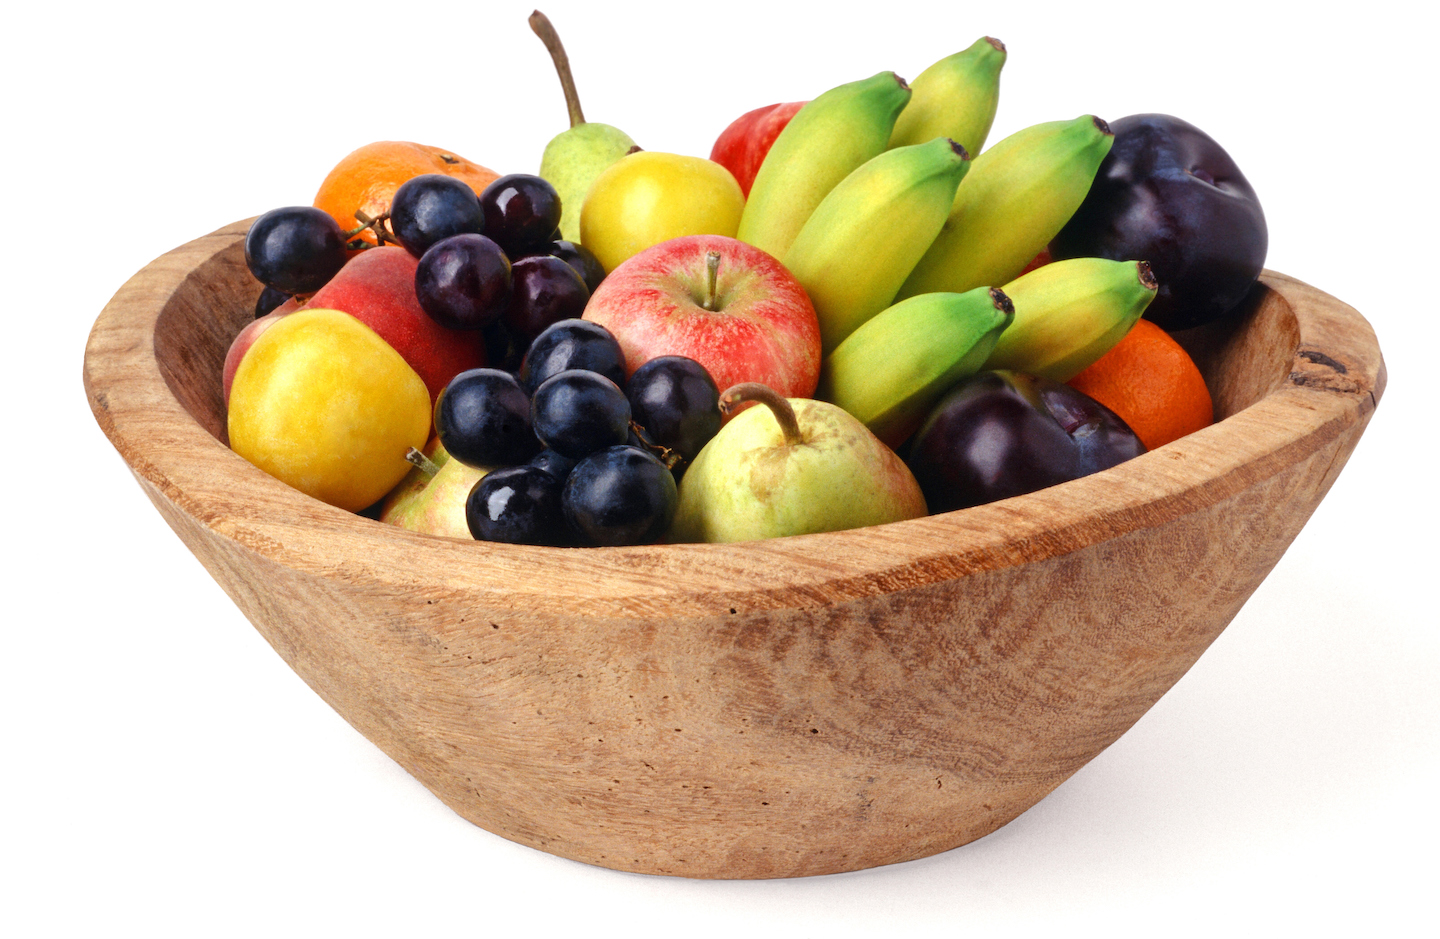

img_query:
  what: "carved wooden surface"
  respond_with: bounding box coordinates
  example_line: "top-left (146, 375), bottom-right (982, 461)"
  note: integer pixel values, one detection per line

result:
top-left (83, 221), bottom-right (1385, 878)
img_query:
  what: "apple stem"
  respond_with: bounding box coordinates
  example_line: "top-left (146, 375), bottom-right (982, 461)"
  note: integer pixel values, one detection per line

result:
top-left (720, 383), bottom-right (804, 447)
top-left (529, 10), bottom-right (586, 128)
top-left (702, 251), bottom-right (722, 311)
top-left (405, 447), bottom-right (441, 479)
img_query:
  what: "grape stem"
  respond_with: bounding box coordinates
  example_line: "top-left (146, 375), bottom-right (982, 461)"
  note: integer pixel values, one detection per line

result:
top-left (529, 10), bottom-right (586, 128)
top-left (720, 383), bottom-right (804, 447)
top-left (405, 447), bottom-right (441, 478)
top-left (350, 210), bottom-right (398, 248)
top-left (628, 421), bottom-right (683, 470)
top-left (702, 251), bottom-right (721, 311)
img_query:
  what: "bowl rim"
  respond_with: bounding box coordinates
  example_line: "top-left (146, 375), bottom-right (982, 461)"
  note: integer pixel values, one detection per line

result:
top-left (83, 220), bottom-right (1386, 615)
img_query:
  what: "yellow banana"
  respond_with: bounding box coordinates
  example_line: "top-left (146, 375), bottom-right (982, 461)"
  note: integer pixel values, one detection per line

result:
top-left (783, 136), bottom-right (971, 354)
top-left (736, 71), bottom-right (911, 260)
top-left (982, 258), bottom-right (1158, 381)
top-left (897, 115), bottom-right (1114, 300)
top-left (818, 287), bottom-right (1014, 447)
top-left (888, 36), bottom-right (1006, 158)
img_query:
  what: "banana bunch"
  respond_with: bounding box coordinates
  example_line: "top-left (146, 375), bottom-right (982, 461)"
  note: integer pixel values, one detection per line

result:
top-left (736, 71), bottom-right (911, 260)
top-left (784, 136), bottom-right (972, 354)
top-left (983, 258), bottom-right (1158, 381)
top-left (897, 115), bottom-right (1115, 300)
top-left (818, 287), bottom-right (1013, 447)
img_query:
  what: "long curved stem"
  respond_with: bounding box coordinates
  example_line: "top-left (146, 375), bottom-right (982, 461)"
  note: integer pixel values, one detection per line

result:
top-left (529, 10), bottom-right (586, 128)
top-left (720, 383), bottom-right (804, 447)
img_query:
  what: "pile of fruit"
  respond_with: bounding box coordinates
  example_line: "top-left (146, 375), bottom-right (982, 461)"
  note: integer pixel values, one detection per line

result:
top-left (224, 12), bottom-right (1267, 548)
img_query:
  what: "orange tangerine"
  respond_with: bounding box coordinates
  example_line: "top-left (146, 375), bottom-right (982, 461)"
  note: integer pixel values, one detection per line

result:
top-left (313, 141), bottom-right (501, 250)
top-left (1067, 317), bottom-right (1214, 451)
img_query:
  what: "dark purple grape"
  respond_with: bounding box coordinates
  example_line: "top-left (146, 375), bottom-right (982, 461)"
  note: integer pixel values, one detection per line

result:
top-left (562, 445), bottom-right (678, 546)
top-left (531, 370), bottom-right (631, 460)
top-left (389, 173), bottom-right (485, 258)
top-left (538, 240), bottom-right (605, 293)
top-left (481, 319), bottom-right (525, 374)
top-left (244, 206), bottom-right (348, 295)
top-left (478, 174), bottom-right (563, 255)
top-left (504, 255), bottom-right (591, 343)
top-left (434, 368), bottom-right (540, 468)
top-left (626, 356), bottom-right (721, 464)
top-left (466, 465), bottom-right (568, 545)
top-left (255, 285), bottom-right (290, 318)
top-left (1050, 114), bottom-right (1267, 331)
top-left (907, 370), bottom-right (1144, 513)
top-left (529, 448), bottom-right (577, 483)
top-left (517, 319), bottom-right (626, 394)
top-left (415, 234), bottom-right (512, 330)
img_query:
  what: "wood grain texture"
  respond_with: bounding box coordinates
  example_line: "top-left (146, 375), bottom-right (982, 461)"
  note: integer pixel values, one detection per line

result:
top-left (83, 220), bottom-right (1385, 878)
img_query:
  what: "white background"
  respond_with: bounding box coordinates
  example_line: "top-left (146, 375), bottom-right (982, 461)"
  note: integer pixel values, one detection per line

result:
top-left (5, 0), bottom-right (1436, 935)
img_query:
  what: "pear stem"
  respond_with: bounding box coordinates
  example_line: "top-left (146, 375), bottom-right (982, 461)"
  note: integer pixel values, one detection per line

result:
top-left (720, 383), bottom-right (804, 447)
top-left (701, 251), bottom-right (721, 311)
top-left (529, 10), bottom-right (586, 128)
top-left (405, 447), bottom-right (441, 479)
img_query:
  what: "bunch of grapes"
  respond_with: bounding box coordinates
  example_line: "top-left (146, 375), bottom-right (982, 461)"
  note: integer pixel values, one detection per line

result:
top-left (435, 320), bottom-right (722, 547)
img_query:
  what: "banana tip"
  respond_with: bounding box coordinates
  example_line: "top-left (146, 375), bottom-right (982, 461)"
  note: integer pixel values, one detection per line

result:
top-left (948, 138), bottom-right (970, 160)
top-left (1136, 261), bottom-right (1159, 290)
top-left (1093, 115), bottom-right (1113, 136)
top-left (989, 287), bottom-right (1015, 316)
top-left (986, 36), bottom-right (1006, 53)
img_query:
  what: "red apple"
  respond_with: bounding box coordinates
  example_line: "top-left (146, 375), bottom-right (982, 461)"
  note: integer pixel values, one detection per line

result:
top-left (709, 101), bottom-right (806, 198)
top-left (582, 234), bottom-right (821, 398)
top-left (302, 246), bottom-right (486, 402)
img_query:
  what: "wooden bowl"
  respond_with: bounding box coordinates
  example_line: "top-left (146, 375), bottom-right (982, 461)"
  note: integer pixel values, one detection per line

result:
top-left (84, 220), bottom-right (1385, 879)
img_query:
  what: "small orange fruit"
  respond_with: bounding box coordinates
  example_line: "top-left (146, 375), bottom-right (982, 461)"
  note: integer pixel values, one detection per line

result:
top-left (313, 141), bottom-right (501, 250)
top-left (1067, 317), bottom-right (1214, 451)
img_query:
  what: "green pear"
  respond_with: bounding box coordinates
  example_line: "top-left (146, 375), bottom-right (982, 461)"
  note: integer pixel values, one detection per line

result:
top-left (531, 11), bottom-right (638, 242)
top-left (671, 383), bottom-right (928, 544)
top-left (379, 443), bottom-right (489, 538)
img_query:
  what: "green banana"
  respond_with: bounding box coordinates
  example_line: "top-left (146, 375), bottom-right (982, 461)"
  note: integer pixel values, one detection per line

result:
top-left (983, 258), bottom-right (1158, 381)
top-left (783, 136), bottom-right (971, 354)
top-left (897, 115), bottom-right (1114, 300)
top-left (888, 36), bottom-right (1006, 157)
top-left (736, 71), bottom-right (911, 260)
top-left (818, 286), bottom-right (1014, 447)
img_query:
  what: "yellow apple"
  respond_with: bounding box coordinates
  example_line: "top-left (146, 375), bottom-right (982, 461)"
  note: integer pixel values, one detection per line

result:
top-left (228, 308), bottom-right (432, 512)
top-left (579, 151), bottom-right (745, 273)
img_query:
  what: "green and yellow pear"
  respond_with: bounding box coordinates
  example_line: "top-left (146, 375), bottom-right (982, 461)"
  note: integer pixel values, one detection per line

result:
top-left (672, 383), bottom-right (927, 543)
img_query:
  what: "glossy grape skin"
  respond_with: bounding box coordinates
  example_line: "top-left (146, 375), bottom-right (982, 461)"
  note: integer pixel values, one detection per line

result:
top-left (466, 465), bottom-right (568, 546)
top-left (254, 285), bottom-right (290, 318)
top-left (626, 356), bottom-right (721, 464)
top-left (534, 240), bottom-right (606, 293)
top-left (530, 448), bottom-right (577, 483)
top-left (517, 319), bottom-right (626, 394)
top-left (562, 445), bottom-right (678, 547)
top-left (1050, 114), bottom-right (1267, 331)
top-left (433, 368), bottom-right (540, 468)
top-left (907, 371), bottom-right (1144, 513)
top-left (504, 255), bottom-right (591, 344)
top-left (415, 234), bottom-right (512, 330)
top-left (531, 370), bottom-right (631, 460)
top-left (244, 206), bottom-right (348, 295)
top-left (389, 174), bottom-right (486, 258)
top-left (478, 174), bottom-right (563, 255)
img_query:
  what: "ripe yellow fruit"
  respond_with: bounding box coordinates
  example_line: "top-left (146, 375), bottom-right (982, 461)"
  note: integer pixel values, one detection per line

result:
top-left (579, 151), bottom-right (745, 273)
top-left (227, 308), bottom-right (432, 511)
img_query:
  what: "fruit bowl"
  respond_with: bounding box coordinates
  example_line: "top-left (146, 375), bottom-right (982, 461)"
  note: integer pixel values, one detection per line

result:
top-left (83, 220), bottom-right (1384, 879)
